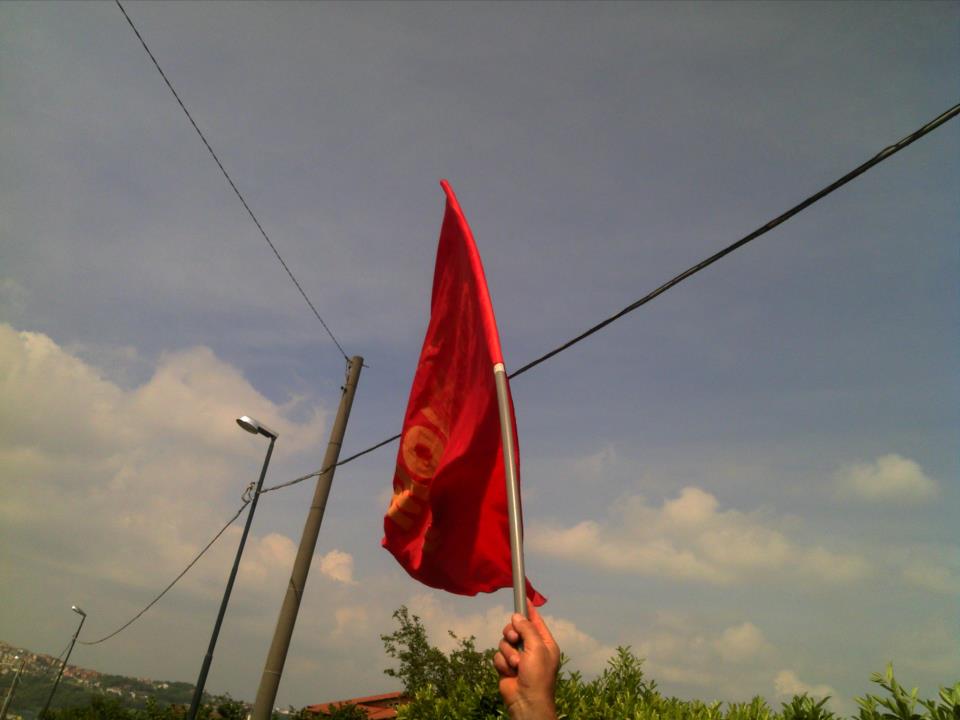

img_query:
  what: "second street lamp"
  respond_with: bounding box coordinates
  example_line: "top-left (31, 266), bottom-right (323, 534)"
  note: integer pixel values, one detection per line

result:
top-left (39, 606), bottom-right (85, 719)
top-left (186, 416), bottom-right (277, 720)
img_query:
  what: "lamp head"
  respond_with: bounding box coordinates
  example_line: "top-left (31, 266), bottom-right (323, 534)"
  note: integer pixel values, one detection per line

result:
top-left (71, 605), bottom-right (86, 617)
top-left (236, 416), bottom-right (277, 439)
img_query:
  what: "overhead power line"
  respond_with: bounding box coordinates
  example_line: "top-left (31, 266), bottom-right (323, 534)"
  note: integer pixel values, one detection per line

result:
top-left (78, 502), bottom-right (249, 646)
top-left (260, 432), bottom-right (402, 494)
top-left (53, 639), bottom-right (72, 664)
top-left (266, 99), bottom-right (960, 489)
top-left (509, 101), bottom-right (960, 378)
top-left (114, 0), bottom-right (349, 362)
top-left (82, 100), bottom-right (958, 641)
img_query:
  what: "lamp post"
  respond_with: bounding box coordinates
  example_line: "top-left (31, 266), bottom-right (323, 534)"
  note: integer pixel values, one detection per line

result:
top-left (39, 606), bottom-right (85, 719)
top-left (186, 417), bottom-right (277, 720)
top-left (0, 655), bottom-right (25, 720)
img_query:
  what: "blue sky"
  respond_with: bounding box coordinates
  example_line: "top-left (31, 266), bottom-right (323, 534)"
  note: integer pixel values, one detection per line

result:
top-left (1, 0), bottom-right (957, 711)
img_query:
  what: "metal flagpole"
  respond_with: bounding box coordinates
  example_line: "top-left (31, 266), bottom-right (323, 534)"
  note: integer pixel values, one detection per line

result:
top-left (250, 356), bottom-right (363, 720)
top-left (493, 362), bottom-right (527, 618)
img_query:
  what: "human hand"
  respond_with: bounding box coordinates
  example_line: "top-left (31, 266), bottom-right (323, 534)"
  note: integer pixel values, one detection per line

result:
top-left (492, 605), bottom-right (561, 720)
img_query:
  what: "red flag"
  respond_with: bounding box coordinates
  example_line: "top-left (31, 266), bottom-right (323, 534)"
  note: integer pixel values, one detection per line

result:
top-left (382, 180), bottom-right (545, 606)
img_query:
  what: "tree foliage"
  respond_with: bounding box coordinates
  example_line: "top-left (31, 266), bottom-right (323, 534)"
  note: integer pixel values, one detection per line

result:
top-left (29, 609), bottom-right (960, 720)
top-left (378, 605), bottom-right (959, 720)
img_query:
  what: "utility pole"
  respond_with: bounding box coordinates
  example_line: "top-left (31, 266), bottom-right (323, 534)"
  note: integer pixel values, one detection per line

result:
top-left (250, 357), bottom-right (363, 720)
top-left (0, 657), bottom-right (25, 720)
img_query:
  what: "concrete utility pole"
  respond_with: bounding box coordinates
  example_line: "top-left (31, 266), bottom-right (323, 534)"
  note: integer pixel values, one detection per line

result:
top-left (251, 357), bottom-right (363, 720)
top-left (0, 656), bottom-right (25, 720)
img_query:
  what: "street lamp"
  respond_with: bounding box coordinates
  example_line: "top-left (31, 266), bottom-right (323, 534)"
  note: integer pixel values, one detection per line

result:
top-left (186, 417), bottom-right (278, 720)
top-left (0, 655), bottom-right (26, 720)
top-left (39, 606), bottom-right (86, 719)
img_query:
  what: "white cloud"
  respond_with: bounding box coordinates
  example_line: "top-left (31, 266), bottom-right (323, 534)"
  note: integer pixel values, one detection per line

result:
top-left (317, 549), bottom-right (356, 584)
top-left (774, 669), bottom-right (835, 699)
top-left (628, 612), bottom-right (783, 695)
top-left (529, 487), bottom-right (869, 585)
top-left (714, 622), bottom-right (773, 664)
top-left (406, 594), bottom-right (517, 653)
top-left (405, 594), bottom-right (616, 675)
top-left (0, 322), bottom-right (334, 617)
top-left (836, 454), bottom-right (938, 504)
top-left (541, 614), bottom-right (617, 675)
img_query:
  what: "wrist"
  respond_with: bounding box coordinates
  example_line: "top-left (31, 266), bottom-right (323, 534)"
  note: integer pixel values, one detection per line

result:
top-left (509, 695), bottom-right (557, 720)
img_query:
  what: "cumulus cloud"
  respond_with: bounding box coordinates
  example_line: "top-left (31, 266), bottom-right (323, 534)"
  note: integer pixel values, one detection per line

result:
top-left (774, 669), bottom-right (835, 699)
top-left (625, 612), bottom-right (785, 695)
top-left (239, 533), bottom-right (298, 584)
top-left (528, 487), bottom-right (868, 585)
top-left (714, 622), bottom-right (774, 664)
top-left (400, 594), bottom-right (783, 693)
top-left (836, 454), bottom-right (938, 504)
top-left (317, 549), bottom-right (356, 584)
top-left (0, 323), bottom-right (333, 606)
top-left (238, 534), bottom-right (356, 587)
top-left (405, 594), bottom-right (616, 675)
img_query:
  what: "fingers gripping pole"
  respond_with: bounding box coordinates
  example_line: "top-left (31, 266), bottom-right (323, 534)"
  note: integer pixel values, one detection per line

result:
top-left (493, 363), bottom-right (528, 618)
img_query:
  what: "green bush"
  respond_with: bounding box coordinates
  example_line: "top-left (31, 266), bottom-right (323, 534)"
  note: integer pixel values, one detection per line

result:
top-left (33, 610), bottom-right (959, 720)
top-left (378, 605), bottom-right (959, 720)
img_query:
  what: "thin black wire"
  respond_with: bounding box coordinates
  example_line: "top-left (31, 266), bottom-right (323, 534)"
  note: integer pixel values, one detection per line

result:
top-left (33, 639), bottom-right (72, 678)
top-left (78, 502), bottom-right (249, 646)
top-left (114, 0), bottom-right (349, 362)
top-left (269, 100), bottom-right (960, 481)
top-left (509, 101), bottom-right (960, 378)
top-left (81, 101), bottom-right (959, 643)
top-left (53, 639), bottom-right (71, 664)
top-left (259, 432), bottom-right (402, 494)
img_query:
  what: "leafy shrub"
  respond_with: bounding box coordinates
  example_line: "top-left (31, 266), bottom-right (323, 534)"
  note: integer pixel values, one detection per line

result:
top-left (855, 664), bottom-right (959, 720)
top-left (380, 606), bottom-right (958, 720)
top-left (313, 703), bottom-right (368, 719)
top-left (782, 694), bottom-right (836, 720)
top-left (36, 611), bottom-right (959, 720)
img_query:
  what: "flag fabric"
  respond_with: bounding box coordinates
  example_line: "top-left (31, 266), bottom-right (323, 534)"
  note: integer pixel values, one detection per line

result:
top-left (382, 180), bottom-right (545, 606)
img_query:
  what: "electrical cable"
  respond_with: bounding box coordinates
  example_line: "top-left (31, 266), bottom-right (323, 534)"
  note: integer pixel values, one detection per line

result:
top-left (114, 0), bottom-right (349, 362)
top-left (509, 101), bottom-right (960, 378)
top-left (53, 640), bottom-right (71, 664)
top-left (265, 100), bottom-right (960, 482)
top-left (78, 502), bottom-right (249, 646)
top-left (80, 85), bottom-right (957, 642)
top-left (259, 432), bottom-right (402, 494)
top-left (34, 639), bottom-right (72, 678)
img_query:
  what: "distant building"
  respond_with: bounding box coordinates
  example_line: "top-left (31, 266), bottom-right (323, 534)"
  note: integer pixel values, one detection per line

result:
top-left (305, 691), bottom-right (410, 719)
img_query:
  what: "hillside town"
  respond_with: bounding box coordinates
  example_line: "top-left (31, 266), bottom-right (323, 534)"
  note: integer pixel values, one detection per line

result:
top-left (0, 640), bottom-right (205, 719)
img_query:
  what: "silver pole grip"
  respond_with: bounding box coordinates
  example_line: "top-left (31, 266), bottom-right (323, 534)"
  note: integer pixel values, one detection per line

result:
top-left (493, 362), bottom-right (527, 618)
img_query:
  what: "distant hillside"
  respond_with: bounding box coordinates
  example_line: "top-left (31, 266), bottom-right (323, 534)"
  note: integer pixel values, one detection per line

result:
top-left (0, 641), bottom-right (207, 720)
